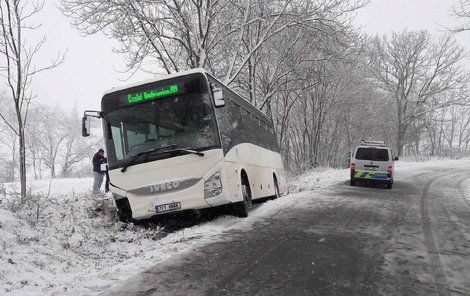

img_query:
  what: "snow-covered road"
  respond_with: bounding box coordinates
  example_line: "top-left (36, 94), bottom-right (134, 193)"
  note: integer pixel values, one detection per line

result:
top-left (99, 161), bottom-right (470, 296)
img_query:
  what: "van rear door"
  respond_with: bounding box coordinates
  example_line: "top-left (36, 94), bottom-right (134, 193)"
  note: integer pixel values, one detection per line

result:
top-left (354, 147), bottom-right (390, 174)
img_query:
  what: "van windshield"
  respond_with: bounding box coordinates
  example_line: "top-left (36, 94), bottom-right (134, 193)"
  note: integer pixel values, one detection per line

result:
top-left (355, 147), bottom-right (389, 161)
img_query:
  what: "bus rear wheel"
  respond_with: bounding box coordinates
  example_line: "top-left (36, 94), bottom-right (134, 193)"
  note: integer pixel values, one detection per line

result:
top-left (271, 176), bottom-right (280, 200)
top-left (233, 175), bottom-right (252, 218)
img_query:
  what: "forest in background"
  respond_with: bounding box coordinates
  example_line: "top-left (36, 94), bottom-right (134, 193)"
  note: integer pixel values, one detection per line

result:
top-left (1, 0), bottom-right (470, 184)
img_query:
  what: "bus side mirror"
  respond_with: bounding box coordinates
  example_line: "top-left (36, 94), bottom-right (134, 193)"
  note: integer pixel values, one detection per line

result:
top-left (82, 116), bottom-right (90, 137)
top-left (394, 156), bottom-right (399, 161)
top-left (82, 110), bottom-right (102, 137)
top-left (212, 86), bottom-right (225, 107)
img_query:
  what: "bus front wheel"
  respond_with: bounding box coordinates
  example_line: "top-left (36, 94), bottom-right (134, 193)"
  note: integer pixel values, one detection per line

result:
top-left (233, 175), bottom-right (252, 218)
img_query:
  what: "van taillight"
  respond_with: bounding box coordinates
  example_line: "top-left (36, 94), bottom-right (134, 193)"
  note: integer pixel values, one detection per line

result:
top-left (387, 166), bottom-right (393, 174)
top-left (351, 163), bottom-right (356, 171)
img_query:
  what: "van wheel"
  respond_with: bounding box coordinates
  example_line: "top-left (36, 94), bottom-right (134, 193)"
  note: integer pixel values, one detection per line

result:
top-left (271, 176), bottom-right (280, 200)
top-left (386, 181), bottom-right (393, 189)
top-left (233, 175), bottom-right (252, 218)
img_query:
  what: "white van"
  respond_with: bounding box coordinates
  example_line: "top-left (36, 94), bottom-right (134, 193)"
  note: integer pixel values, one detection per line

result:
top-left (350, 141), bottom-right (397, 189)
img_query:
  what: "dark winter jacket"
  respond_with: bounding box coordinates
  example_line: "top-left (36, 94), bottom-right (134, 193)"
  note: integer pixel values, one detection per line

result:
top-left (92, 153), bottom-right (107, 173)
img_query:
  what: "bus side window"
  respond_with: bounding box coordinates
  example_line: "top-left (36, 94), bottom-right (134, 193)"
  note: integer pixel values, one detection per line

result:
top-left (216, 90), bottom-right (243, 152)
top-left (228, 100), bottom-right (241, 132)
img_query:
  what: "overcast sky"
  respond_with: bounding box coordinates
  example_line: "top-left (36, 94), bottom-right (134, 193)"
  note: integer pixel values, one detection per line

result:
top-left (27, 0), bottom-right (470, 113)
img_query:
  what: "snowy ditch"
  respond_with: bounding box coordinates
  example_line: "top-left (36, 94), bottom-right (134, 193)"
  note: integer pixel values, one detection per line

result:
top-left (0, 158), bottom-right (468, 296)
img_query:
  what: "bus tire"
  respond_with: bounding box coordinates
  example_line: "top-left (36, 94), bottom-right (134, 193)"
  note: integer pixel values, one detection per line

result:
top-left (117, 209), bottom-right (133, 223)
top-left (115, 198), bottom-right (133, 223)
top-left (271, 175), bottom-right (280, 200)
top-left (233, 175), bottom-right (252, 218)
top-left (386, 180), bottom-right (393, 189)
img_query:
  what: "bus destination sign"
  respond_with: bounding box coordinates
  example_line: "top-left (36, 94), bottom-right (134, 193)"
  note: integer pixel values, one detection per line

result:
top-left (127, 84), bottom-right (180, 104)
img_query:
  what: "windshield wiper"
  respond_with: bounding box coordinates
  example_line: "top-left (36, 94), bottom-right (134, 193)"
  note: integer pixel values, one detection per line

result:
top-left (147, 147), bottom-right (205, 158)
top-left (170, 148), bottom-right (205, 157)
top-left (120, 146), bottom-right (205, 173)
top-left (121, 145), bottom-right (177, 173)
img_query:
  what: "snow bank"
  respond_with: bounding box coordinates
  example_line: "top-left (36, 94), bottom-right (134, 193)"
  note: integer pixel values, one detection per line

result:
top-left (288, 167), bottom-right (349, 193)
top-left (395, 157), bottom-right (470, 172)
top-left (0, 183), bottom-right (169, 296)
top-left (0, 178), bottom-right (238, 296)
top-left (1, 178), bottom-right (309, 296)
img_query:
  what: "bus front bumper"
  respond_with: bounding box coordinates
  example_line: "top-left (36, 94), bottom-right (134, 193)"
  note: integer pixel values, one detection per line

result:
top-left (114, 177), bottom-right (232, 220)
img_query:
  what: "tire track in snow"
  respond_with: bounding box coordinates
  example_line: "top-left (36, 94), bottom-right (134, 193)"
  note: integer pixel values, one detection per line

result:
top-left (456, 177), bottom-right (470, 210)
top-left (420, 172), bottom-right (453, 296)
top-left (434, 173), bottom-right (470, 295)
top-left (437, 173), bottom-right (470, 242)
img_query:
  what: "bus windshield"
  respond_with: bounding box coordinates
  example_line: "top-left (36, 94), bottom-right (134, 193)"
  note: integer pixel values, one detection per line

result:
top-left (102, 75), bottom-right (220, 168)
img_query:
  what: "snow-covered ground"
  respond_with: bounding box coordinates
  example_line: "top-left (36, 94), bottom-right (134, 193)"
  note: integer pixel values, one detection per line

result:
top-left (0, 158), bottom-right (468, 296)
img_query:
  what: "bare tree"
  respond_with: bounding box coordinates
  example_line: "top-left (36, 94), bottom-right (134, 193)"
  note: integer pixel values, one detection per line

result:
top-left (58, 0), bottom-right (470, 172)
top-left (368, 31), bottom-right (469, 156)
top-left (25, 125), bottom-right (44, 180)
top-left (0, 94), bottom-right (18, 181)
top-left (33, 106), bottom-right (69, 178)
top-left (0, 0), bottom-right (64, 201)
top-left (60, 0), bottom-right (236, 74)
top-left (60, 0), bottom-right (367, 81)
top-left (456, 107), bottom-right (470, 150)
top-left (452, 0), bottom-right (470, 32)
top-left (60, 106), bottom-right (97, 177)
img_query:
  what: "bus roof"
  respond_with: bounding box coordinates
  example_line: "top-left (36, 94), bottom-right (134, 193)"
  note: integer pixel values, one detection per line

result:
top-left (102, 68), bottom-right (272, 123)
top-left (204, 73), bottom-right (272, 124)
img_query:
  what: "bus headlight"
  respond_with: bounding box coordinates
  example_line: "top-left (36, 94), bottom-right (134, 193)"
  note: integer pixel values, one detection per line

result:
top-left (204, 172), bottom-right (222, 199)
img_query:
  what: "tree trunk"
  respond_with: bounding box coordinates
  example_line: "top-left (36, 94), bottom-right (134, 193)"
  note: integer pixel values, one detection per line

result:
top-left (51, 163), bottom-right (56, 178)
top-left (396, 103), bottom-right (407, 157)
top-left (397, 124), bottom-right (405, 157)
top-left (11, 137), bottom-right (17, 182)
top-left (18, 124), bottom-right (27, 202)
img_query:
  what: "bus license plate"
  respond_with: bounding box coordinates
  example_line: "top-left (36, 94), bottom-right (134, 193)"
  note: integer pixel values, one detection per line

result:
top-left (155, 202), bottom-right (181, 213)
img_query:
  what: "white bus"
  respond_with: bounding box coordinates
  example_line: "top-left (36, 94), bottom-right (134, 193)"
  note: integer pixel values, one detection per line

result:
top-left (82, 68), bottom-right (287, 221)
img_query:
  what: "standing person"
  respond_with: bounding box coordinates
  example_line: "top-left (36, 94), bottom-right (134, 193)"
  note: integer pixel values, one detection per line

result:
top-left (92, 148), bottom-right (107, 193)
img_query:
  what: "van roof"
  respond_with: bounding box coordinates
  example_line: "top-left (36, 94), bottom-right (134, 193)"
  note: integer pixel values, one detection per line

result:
top-left (360, 140), bottom-right (386, 147)
top-left (355, 145), bottom-right (391, 150)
